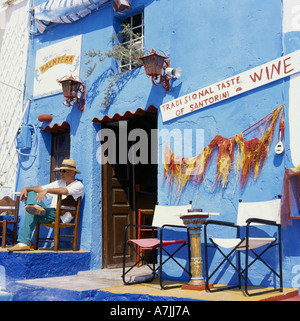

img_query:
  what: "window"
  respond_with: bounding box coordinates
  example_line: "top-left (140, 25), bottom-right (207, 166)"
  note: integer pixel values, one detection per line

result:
top-left (119, 12), bottom-right (144, 72)
top-left (50, 131), bottom-right (70, 182)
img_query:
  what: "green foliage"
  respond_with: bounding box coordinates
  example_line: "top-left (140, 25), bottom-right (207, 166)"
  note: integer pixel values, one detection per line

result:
top-left (84, 50), bottom-right (106, 78)
top-left (84, 23), bottom-right (144, 109)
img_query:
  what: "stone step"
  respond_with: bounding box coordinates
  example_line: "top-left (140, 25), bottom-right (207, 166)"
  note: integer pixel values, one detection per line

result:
top-left (9, 266), bottom-right (155, 301)
top-left (0, 248), bottom-right (91, 281)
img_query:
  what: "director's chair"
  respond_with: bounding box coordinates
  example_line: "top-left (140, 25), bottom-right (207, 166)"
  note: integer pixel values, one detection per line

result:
top-left (204, 196), bottom-right (283, 296)
top-left (122, 204), bottom-right (192, 289)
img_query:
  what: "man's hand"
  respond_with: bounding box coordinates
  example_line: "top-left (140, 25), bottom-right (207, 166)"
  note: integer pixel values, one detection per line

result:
top-left (20, 188), bottom-right (28, 201)
top-left (35, 189), bottom-right (48, 203)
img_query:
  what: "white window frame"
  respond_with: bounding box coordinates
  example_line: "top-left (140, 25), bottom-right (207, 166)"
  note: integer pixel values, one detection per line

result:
top-left (119, 12), bottom-right (144, 72)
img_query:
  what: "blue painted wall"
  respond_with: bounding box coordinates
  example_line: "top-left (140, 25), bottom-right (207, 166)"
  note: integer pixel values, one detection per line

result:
top-left (155, 0), bottom-right (289, 288)
top-left (15, 0), bottom-right (300, 289)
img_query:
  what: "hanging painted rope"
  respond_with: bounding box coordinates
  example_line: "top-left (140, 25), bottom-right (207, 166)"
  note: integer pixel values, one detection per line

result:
top-left (235, 106), bottom-right (284, 188)
top-left (164, 105), bottom-right (284, 196)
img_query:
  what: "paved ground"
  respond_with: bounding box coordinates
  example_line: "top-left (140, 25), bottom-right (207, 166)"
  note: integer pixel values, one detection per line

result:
top-left (2, 248), bottom-right (298, 301)
top-left (15, 266), bottom-right (299, 301)
top-left (16, 266), bottom-right (152, 291)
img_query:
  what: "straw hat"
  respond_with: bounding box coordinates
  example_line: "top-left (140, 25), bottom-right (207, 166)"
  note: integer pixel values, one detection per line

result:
top-left (54, 159), bottom-right (81, 174)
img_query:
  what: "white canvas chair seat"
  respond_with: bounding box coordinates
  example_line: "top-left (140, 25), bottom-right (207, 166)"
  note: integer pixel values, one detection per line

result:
top-left (122, 203), bottom-right (192, 290)
top-left (204, 197), bottom-right (283, 297)
top-left (211, 237), bottom-right (276, 250)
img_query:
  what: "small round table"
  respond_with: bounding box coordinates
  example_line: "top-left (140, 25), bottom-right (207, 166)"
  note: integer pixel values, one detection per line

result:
top-left (180, 210), bottom-right (219, 291)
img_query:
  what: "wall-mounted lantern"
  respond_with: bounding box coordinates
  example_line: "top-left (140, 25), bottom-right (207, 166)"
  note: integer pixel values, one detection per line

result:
top-left (139, 49), bottom-right (181, 92)
top-left (113, 0), bottom-right (131, 12)
top-left (57, 75), bottom-right (86, 112)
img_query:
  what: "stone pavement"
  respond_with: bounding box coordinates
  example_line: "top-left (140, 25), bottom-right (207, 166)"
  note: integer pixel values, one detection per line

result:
top-left (14, 266), bottom-right (299, 301)
top-left (15, 266), bottom-right (152, 292)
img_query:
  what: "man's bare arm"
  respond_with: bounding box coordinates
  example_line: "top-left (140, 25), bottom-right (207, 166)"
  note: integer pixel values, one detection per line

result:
top-left (35, 187), bottom-right (68, 202)
top-left (20, 186), bottom-right (43, 201)
top-left (20, 186), bottom-right (69, 202)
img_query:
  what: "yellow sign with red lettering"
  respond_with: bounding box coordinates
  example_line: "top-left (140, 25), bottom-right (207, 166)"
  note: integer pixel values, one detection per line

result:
top-left (39, 55), bottom-right (75, 74)
top-left (33, 35), bottom-right (82, 98)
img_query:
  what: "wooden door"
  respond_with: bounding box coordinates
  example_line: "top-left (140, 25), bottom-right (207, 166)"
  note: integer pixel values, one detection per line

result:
top-left (102, 124), bottom-right (135, 268)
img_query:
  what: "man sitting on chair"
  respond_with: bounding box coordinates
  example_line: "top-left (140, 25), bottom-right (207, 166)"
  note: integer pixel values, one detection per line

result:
top-left (8, 159), bottom-right (84, 252)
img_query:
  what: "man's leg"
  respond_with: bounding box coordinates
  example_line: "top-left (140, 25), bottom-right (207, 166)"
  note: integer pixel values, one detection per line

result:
top-left (17, 207), bottom-right (56, 245)
top-left (26, 191), bottom-right (47, 208)
top-left (8, 192), bottom-right (56, 251)
top-left (25, 191), bottom-right (50, 216)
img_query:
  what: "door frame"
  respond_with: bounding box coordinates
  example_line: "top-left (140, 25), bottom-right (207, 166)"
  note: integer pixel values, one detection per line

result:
top-left (101, 112), bottom-right (158, 268)
top-left (101, 121), bottom-right (136, 268)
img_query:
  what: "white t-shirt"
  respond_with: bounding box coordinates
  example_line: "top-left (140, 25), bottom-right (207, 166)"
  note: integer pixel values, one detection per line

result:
top-left (41, 179), bottom-right (84, 208)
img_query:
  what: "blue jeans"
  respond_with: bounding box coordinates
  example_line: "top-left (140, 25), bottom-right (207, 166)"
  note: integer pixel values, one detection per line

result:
top-left (17, 191), bottom-right (56, 245)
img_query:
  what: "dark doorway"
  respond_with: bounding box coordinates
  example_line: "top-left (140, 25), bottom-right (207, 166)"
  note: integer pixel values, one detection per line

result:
top-left (102, 112), bottom-right (157, 268)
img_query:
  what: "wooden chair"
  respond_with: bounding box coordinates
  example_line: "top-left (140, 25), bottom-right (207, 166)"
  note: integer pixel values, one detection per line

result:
top-left (34, 194), bottom-right (82, 251)
top-left (0, 196), bottom-right (20, 247)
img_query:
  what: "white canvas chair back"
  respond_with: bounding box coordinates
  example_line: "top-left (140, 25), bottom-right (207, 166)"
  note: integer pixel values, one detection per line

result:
top-left (152, 204), bottom-right (192, 227)
top-left (236, 198), bottom-right (281, 226)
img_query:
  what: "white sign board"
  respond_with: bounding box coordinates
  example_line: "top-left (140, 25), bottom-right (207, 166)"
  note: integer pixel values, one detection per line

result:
top-left (33, 35), bottom-right (82, 98)
top-left (160, 50), bottom-right (300, 122)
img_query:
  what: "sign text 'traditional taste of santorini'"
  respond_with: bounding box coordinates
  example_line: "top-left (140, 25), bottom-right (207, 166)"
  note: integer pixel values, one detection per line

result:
top-left (160, 50), bottom-right (300, 122)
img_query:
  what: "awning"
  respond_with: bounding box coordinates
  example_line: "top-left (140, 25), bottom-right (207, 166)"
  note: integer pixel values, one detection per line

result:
top-left (33, 0), bottom-right (111, 34)
top-left (41, 121), bottom-right (70, 133)
top-left (92, 105), bottom-right (157, 123)
top-left (33, 0), bottom-right (130, 34)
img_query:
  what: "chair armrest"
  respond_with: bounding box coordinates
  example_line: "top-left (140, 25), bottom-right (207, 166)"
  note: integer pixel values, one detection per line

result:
top-left (204, 220), bottom-right (239, 246)
top-left (246, 218), bottom-right (279, 226)
top-left (160, 224), bottom-right (189, 241)
top-left (160, 224), bottom-right (188, 230)
top-left (204, 220), bottom-right (237, 227)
